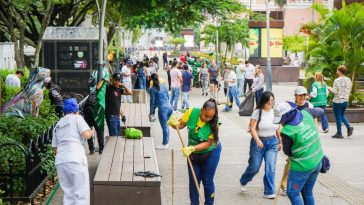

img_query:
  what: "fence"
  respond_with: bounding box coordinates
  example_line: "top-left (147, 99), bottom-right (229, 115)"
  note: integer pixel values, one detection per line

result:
top-left (0, 125), bottom-right (54, 205)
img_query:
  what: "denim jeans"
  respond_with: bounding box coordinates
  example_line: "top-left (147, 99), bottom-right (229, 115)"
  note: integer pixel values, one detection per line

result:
top-left (315, 105), bottom-right (329, 130)
top-left (255, 88), bottom-right (264, 105)
top-left (122, 81), bottom-right (133, 103)
top-left (182, 91), bottom-right (190, 109)
top-left (158, 104), bottom-right (173, 145)
top-left (287, 161), bottom-right (322, 205)
top-left (240, 137), bottom-right (279, 195)
top-left (106, 115), bottom-right (121, 136)
top-left (170, 87), bottom-right (180, 110)
top-left (237, 78), bottom-right (244, 96)
top-left (189, 143), bottom-right (222, 205)
top-left (224, 86), bottom-right (241, 111)
top-left (333, 102), bottom-right (350, 135)
top-left (138, 76), bottom-right (146, 90)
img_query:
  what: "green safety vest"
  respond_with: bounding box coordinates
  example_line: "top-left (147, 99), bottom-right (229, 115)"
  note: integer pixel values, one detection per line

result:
top-left (186, 108), bottom-right (216, 154)
top-left (282, 110), bottom-right (324, 172)
top-left (310, 82), bottom-right (327, 107)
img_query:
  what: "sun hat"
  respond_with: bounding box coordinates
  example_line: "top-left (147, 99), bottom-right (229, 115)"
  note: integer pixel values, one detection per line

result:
top-left (273, 101), bottom-right (298, 124)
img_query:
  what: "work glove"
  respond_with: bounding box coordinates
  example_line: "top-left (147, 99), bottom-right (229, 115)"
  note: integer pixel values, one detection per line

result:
top-left (167, 114), bottom-right (179, 126)
top-left (181, 146), bottom-right (196, 157)
top-left (121, 116), bottom-right (126, 123)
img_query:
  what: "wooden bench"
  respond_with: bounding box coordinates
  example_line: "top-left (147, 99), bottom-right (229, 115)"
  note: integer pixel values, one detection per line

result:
top-left (93, 137), bottom-right (161, 205)
top-left (120, 103), bottom-right (151, 137)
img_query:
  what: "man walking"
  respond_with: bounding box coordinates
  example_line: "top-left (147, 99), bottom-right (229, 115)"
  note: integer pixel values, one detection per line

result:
top-left (170, 61), bottom-right (182, 111)
top-left (222, 63), bottom-right (240, 112)
top-left (243, 60), bottom-right (255, 94)
top-left (121, 60), bottom-right (133, 103)
top-left (236, 60), bottom-right (246, 96)
top-left (163, 51), bottom-right (168, 69)
top-left (181, 65), bottom-right (193, 109)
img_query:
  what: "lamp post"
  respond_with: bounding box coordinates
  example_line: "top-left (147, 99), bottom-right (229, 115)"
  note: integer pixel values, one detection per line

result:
top-left (96, 0), bottom-right (107, 82)
top-left (215, 18), bottom-right (219, 68)
top-left (265, 0), bottom-right (272, 91)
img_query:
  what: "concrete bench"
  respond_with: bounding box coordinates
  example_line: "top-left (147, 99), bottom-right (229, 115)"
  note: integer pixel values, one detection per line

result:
top-left (93, 137), bottom-right (161, 205)
top-left (120, 103), bottom-right (151, 137)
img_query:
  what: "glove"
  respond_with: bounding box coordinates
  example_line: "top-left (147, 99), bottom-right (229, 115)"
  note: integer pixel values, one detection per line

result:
top-left (167, 114), bottom-right (179, 126)
top-left (181, 146), bottom-right (196, 157)
top-left (121, 116), bottom-right (126, 123)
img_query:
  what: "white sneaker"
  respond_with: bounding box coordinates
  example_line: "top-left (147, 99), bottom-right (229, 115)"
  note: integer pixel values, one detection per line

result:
top-left (281, 189), bottom-right (287, 196)
top-left (155, 144), bottom-right (169, 150)
top-left (240, 185), bottom-right (247, 192)
top-left (263, 194), bottom-right (276, 199)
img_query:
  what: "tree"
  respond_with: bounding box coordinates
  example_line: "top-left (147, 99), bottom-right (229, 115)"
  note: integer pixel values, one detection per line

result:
top-left (168, 38), bottom-right (186, 50)
top-left (283, 35), bottom-right (306, 55)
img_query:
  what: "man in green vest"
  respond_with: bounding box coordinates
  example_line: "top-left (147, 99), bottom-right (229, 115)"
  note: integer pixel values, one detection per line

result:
top-left (273, 101), bottom-right (325, 205)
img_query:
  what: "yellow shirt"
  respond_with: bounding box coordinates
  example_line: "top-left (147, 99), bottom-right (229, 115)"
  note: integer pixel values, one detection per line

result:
top-left (181, 108), bottom-right (214, 139)
top-left (149, 78), bottom-right (165, 87)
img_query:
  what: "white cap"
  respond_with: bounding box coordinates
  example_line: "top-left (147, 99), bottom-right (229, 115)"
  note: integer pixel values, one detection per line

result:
top-left (273, 101), bottom-right (297, 124)
top-left (294, 86), bottom-right (308, 95)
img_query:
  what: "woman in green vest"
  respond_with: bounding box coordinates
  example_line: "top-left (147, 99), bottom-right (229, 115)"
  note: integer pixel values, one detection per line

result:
top-left (169, 98), bottom-right (221, 205)
top-left (310, 72), bottom-right (329, 133)
top-left (273, 101), bottom-right (325, 205)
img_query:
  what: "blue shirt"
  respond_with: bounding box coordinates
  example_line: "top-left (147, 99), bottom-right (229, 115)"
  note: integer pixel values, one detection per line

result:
top-left (149, 84), bottom-right (170, 115)
top-left (182, 71), bottom-right (192, 92)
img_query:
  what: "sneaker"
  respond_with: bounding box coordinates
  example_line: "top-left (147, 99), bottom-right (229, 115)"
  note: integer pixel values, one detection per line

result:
top-left (347, 127), bottom-right (354, 137)
top-left (205, 92), bottom-right (208, 96)
top-left (229, 108), bottom-right (232, 111)
top-left (156, 144), bottom-right (169, 150)
top-left (221, 109), bottom-right (229, 112)
top-left (323, 129), bottom-right (329, 133)
top-left (263, 194), bottom-right (276, 199)
top-left (202, 92), bottom-right (204, 96)
top-left (332, 133), bottom-right (344, 139)
top-left (99, 150), bottom-right (103, 155)
top-left (240, 185), bottom-right (247, 192)
top-left (90, 150), bottom-right (95, 155)
top-left (281, 189), bottom-right (287, 196)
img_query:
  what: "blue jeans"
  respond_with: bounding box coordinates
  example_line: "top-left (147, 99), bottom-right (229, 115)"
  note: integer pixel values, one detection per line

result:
top-left (106, 115), bottom-right (121, 136)
top-left (237, 78), bottom-right (244, 96)
top-left (315, 105), bottom-right (329, 130)
top-left (240, 137), bottom-right (279, 195)
top-left (333, 102), bottom-right (350, 135)
top-left (158, 104), bottom-right (173, 145)
top-left (170, 87), bottom-right (180, 110)
top-left (287, 161), bottom-right (322, 205)
top-left (182, 91), bottom-right (190, 109)
top-left (138, 76), bottom-right (146, 90)
top-left (255, 88), bottom-right (264, 105)
top-left (189, 143), bottom-right (222, 205)
top-left (225, 86), bottom-right (241, 110)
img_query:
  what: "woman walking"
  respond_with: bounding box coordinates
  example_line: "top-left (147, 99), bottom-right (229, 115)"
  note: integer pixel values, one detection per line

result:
top-left (252, 65), bottom-right (265, 104)
top-left (137, 62), bottom-right (147, 90)
top-left (169, 98), bottom-right (222, 205)
top-left (150, 73), bottom-right (173, 149)
top-left (208, 60), bottom-right (220, 99)
top-left (310, 72), bottom-right (329, 133)
top-left (328, 65), bottom-right (354, 138)
top-left (199, 62), bottom-right (210, 96)
top-left (240, 91), bottom-right (281, 199)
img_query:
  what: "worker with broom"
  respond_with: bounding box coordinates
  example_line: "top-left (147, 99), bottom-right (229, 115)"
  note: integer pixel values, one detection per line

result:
top-left (168, 98), bottom-right (222, 205)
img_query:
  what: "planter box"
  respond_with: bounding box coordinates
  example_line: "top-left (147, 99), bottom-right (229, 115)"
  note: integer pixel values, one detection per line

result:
top-left (325, 107), bottom-right (364, 123)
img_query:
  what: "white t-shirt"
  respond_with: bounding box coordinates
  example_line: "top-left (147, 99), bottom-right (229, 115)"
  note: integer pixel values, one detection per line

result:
top-left (245, 64), bottom-right (255, 79)
top-left (5, 74), bottom-right (21, 88)
top-left (121, 65), bottom-right (131, 82)
top-left (227, 70), bottom-right (237, 87)
top-left (52, 114), bottom-right (90, 166)
top-left (146, 66), bottom-right (156, 76)
top-left (170, 68), bottom-right (182, 88)
top-left (251, 109), bottom-right (279, 137)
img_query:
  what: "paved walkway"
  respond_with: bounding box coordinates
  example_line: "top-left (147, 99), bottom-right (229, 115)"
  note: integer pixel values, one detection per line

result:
top-left (51, 72), bottom-right (364, 205)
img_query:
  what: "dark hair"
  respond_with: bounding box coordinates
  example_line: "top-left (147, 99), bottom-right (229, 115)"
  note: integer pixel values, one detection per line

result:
top-left (202, 98), bottom-right (219, 143)
top-left (337, 65), bottom-right (347, 75)
top-left (201, 62), bottom-right (206, 68)
top-left (255, 91), bottom-right (275, 130)
top-left (245, 60), bottom-right (249, 64)
top-left (151, 73), bottom-right (160, 90)
top-left (183, 65), bottom-right (189, 70)
top-left (172, 61), bottom-right (178, 68)
top-left (16, 70), bottom-right (24, 76)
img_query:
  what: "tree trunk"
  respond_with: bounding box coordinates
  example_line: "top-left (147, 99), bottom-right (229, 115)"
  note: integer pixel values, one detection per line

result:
top-left (230, 45), bottom-right (235, 63)
top-left (223, 44), bottom-right (229, 66)
top-left (34, 2), bottom-right (54, 68)
top-left (107, 24), bottom-right (116, 46)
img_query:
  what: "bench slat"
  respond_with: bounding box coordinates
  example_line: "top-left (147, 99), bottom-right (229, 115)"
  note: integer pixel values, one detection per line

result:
top-left (94, 137), bottom-right (117, 182)
top-left (120, 139), bottom-right (134, 182)
top-left (133, 138), bottom-right (145, 182)
top-left (143, 137), bottom-right (161, 182)
top-left (108, 137), bottom-right (126, 181)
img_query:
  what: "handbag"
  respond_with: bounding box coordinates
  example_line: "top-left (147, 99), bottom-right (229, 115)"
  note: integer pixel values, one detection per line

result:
top-left (320, 155), bottom-right (330, 173)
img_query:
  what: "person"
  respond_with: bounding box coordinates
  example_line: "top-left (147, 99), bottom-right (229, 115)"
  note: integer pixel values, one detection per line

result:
top-left (150, 73), bottom-right (173, 149)
top-left (294, 86), bottom-right (314, 111)
top-left (163, 51), bottom-right (168, 68)
top-left (292, 56), bottom-right (300, 67)
top-left (146, 61), bottom-right (156, 90)
top-left (310, 72), bottom-right (329, 133)
top-left (44, 79), bottom-right (63, 118)
top-left (153, 53), bottom-right (159, 72)
top-left (273, 101), bottom-right (325, 205)
top-left (240, 91), bottom-right (280, 199)
top-left (169, 98), bottom-right (222, 205)
top-left (5, 70), bottom-right (24, 88)
top-left (170, 61), bottom-right (182, 111)
top-left (243, 61), bottom-right (255, 94)
top-left (208, 60), bottom-right (220, 99)
top-left (327, 65), bottom-right (354, 139)
top-left (167, 60), bottom-right (173, 90)
top-left (99, 73), bottom-right (132, 136)
top-left (221, 65), bottom-right (233, 111)
top-left (236, 60), bottom-right (246, 96)
top-left (222, 64), bottom-right (240, 112)
top-left (88, 62), bottom-right (110, 92)
top-left (137, 62), bottom-right (147, 90)
top-left (52, 98), bottom-right (94, 205)
top-left (143, 54), bottom-right (149, 63)
top-left (252, 65), bottom-right (265, 105)
top-left (131, 63), bottom-right (138, 89)
top-left (121, 60), bottom-right (133, 103)
top-left (181, 65), bottom-right (193, 110)
top-left (198, 62), bottom-right (210, 96)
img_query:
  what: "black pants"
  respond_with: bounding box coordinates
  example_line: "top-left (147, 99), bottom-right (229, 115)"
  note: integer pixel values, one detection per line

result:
top-left (243, 78), bottom-right (253, 94)
top-left (83, 108), bottom-right (105, 152)
top-left (167, 70), bottom-right (171, 91)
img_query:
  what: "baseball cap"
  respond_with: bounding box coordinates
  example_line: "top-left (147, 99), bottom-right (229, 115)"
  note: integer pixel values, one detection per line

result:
top-left (225, 62), bottom-right (231, 67)
top-left (112, 73), bottom-right (123, 81)
top-left (63, 98), bottom-right (79, 114)
top-left (273, 101), bottom-right (297, 124)
top-left (294, 86), bottom-right (308, 95)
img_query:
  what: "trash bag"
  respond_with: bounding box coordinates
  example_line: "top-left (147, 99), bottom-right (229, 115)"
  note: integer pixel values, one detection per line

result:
top-left (239, 91), bottom-right (255, 116)
top-left (124, 128), bottom-right (143, 139)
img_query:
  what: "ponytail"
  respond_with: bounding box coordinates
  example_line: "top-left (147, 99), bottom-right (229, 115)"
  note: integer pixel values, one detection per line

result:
top-left (151, 73), bottom-right (160, 90)
top-left (202, 98), bottom-right (219, 143)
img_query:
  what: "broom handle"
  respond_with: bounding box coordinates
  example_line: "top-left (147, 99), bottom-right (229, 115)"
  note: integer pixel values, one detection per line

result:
top-left (273, 158), bottom-right (290, 205)
top-left (176, 127), bottom-right (204, 204)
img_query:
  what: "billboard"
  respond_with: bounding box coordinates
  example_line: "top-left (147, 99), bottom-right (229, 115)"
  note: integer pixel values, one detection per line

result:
top-left (249, 28), bottom-right (260, 58)
top-left (261, 28), bottom-right (283, 58)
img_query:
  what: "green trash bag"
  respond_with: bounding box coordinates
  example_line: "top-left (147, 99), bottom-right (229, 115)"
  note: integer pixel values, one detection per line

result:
top-left (124, 128), bottom-right (143, 139)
